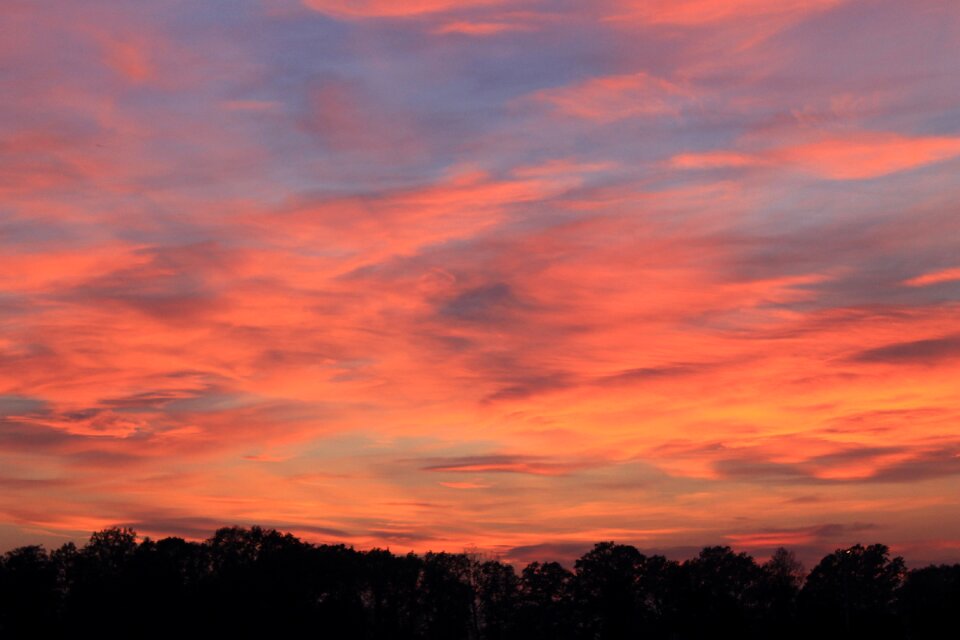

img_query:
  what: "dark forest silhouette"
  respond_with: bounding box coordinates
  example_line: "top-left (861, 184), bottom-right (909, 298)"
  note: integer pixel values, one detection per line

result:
top-left (1, 527), bottom-right (957, 638)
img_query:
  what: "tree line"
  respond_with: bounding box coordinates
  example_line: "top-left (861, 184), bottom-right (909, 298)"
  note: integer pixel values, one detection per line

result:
top-left (1, 526), bottom-right (957, 638)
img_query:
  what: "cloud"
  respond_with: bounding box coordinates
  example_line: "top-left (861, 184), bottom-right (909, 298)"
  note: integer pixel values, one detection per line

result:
top-left (903, 267), bottom-right (960, 287)
top-left (2, 0), bottom-right (960, 564)
top-left (851, 335), bottom-right (960, 365)
top-left (712, 443), bottom-right (960, 485)
top-left (780, 133), bottom-right (960, 180)
top-left (604, 0), bottom-right (843, 27)
top-left (96, 34), bottom-right (156, 83)
top-left (529, 73), bottom-right (690, 122)
top-left (433, 20), bottom-right (533, 36)
top-left (726, 522), bottom-right (879, 548)
top-left (0, 395), bottom-right (46, 417)
top-left (301, 0), bottom-right (505, 19)
top-left (670, 152), bottom-right (756, 170)
top-left (439, 480), bottom-right (492, 489)
top-left (300, 75), bottom-right (424, 157)
top-left (420, 454), bottom-right (599, 476)
top-left (867, 449), bottom-right (960, 483)
top-left (598, 0), bottom-right (849, 57)
top-left (0, 419), bottom-right (73, 451)
top-left (600, 364), bottom-right (708, 385)
top-left (481, 373), bottom-right (574, 403)
top-left (100, 390), bottom-right (201, 410)
top-left (505, 541), bottom-right (594, 566)
top-left (439, 282), bottom-right (525, 322)
top-left (671, 132), bottom-right (960, 180)
top-left (56, 242), bottom-right (234, 322)
top-left (246, 166), bottom-right (583, 270)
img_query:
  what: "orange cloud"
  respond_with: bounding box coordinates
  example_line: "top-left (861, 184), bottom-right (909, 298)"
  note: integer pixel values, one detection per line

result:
top-left (242, 165), bottom-right (586, 270)
top-left (439, 481), bottom-right (493, 489)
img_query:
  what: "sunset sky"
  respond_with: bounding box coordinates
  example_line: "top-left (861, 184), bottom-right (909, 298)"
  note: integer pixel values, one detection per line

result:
top-left (2, 0), bottom-right (960, 567)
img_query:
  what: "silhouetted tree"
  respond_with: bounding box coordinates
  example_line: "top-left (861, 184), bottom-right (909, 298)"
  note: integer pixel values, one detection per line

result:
top-left (573, 542), bottom-right (650, 639)
top-left (473, 559), bottom-right (519, 640)
top-left (897, 563), bottom-right (960, 639)
top-left (63, 527), bottom-right (143, 633)
top-left (50, 541), bottom-right (78, 605)
top-left (633, 553), bottom-right (682, 639)
top-left (417, 552), bottom-right (475, 639)
top-left (753, 547), bottom-right (804, 638)
top-left (202, 526), bottom-right (355, 635)
top-left (800, 543), bottom-right (905, 639)
top-left (308, 543), bottom-right (369, 637)
top-left (361, 548), bottom-right (422, 640)
top-left (675, 546), bottom-right (761, 638)
top-left (0, 545), bottom-right (59, 635)
top-left (516, 561), bottom-right (575, 640)
top-left (131, 536), bottom-right (207, 634)
top-left (5, 525), bottom-right (959, 639)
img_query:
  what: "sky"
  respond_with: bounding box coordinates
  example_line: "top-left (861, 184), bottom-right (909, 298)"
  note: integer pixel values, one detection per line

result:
top-left (1, 0), bottom-right (959, 568)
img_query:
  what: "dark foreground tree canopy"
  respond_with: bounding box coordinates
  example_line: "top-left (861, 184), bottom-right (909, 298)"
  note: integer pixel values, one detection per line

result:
top-left (1, 527), bottom-right (957, 639)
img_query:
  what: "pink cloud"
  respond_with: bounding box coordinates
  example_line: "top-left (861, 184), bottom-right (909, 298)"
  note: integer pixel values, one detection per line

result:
top-left (670, 151), bottom-right (756, 170)
top-left (301, 0), bottom-right (504, 18)
top-left (603, 0), bottom-right (844, 27)
top-left (904, 267), bottom-right (960, 287)
top-left (670, 132), bottom-right (960, 179)
top-left (780, 133), bottom-right (960, 179)
top-left (433, 20), bottom-right (532, 36)
top-left (97, 34), bottom-right (156, 83)
top-left (529, 73), bottom-right (691, 122)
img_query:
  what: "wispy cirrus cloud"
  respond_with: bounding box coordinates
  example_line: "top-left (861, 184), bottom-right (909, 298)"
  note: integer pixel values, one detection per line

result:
top-left (670, 132), bottom-right (960, 180)
top-left (421, 454), bottom-right (600, 476)
top-left (904, 267), bottom-right (960, 288)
